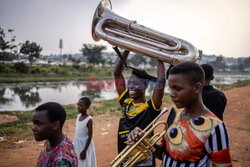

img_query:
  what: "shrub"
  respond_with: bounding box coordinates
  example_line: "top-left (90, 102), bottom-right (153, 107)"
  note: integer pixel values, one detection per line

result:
top-left (14, 62), bottom-right (29, 73)
top-left (86, 64), bottom-right (95, 72)
top-left (0, 64), bottom-right (10, 73)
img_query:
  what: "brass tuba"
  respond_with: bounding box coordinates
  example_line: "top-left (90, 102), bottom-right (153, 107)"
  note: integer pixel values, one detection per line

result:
top-left (110, 108), bottom-right (168, 167)
top-left (91, 0), bottom-right (199, 65)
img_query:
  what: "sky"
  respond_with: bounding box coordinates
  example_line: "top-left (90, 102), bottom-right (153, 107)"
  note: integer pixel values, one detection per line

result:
top-left (0, 0), bottom-right (249, 58)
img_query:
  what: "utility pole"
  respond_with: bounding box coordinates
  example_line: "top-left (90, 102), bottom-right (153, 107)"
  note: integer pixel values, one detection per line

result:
top-left (59, 39), bottom-right (63, 56)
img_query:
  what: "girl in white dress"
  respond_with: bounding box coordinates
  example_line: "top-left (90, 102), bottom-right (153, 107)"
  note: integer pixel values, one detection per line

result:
top-left (74, 97), bottom-right (97, 167)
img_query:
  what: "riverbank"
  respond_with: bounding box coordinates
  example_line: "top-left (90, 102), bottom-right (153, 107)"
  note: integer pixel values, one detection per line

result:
top-left (1, 80), bottom-right (250, 138)
top-left (0, 85), bottom-right (249, 167)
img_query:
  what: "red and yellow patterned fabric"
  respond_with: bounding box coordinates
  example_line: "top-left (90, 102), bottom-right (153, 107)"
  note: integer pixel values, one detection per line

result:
top-left (161, 109), bottom-right (232, 167)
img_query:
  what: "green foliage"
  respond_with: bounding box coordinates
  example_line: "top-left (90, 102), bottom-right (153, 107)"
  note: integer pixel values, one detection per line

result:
top-left (0, 27), bottom-right (10, 53)
top-left (128, 54), bottom-right (147, 67)
top-left (0, 64), bottom-right (10, 73)
top-left (148, 58), bottom-right (157, 67)
top-left (20, 40), bottom-right (42, 64)
top-left (238, 56), bottom-right (250, 72)
top-left (208, 55), bottom-right (227, 71)
top-left (73, 63), bottom-right (80, 69)
top-left (29, 66), bottom-right (47, 73)
top-left (86, 64), bottom-right (95, 72)
top-left (80, 43), bottom-right (106, 65)
top-left (14, 62), bottom-right (29, 73)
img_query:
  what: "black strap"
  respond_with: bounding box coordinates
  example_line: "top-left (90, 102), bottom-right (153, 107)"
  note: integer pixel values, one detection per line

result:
top-left (113, 46), bottom-right (158, 82)
top-left (162, 107), bottom-right (177, 154)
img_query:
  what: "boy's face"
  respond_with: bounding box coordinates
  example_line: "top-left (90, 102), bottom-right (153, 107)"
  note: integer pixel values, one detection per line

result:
top-left (77, 100), bottom-right (88, 113)
top-left (168, 74), bottom-right (197, 109)
top-left (127, 75), bottom-right (146, 99)
top-left (32, 110), bottom-right (55, 141)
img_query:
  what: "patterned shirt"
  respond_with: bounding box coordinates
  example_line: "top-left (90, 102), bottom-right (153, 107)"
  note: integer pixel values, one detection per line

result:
top-left (36, 136), bottom-right (78, 167)
top-left (161, 109), bottom-right (232, 167)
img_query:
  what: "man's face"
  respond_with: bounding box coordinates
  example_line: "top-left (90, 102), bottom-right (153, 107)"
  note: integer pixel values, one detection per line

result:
top-left (32, 110), bottom-right (55, 141)
top-left (168, 74), bottom-right (196, 109)
top-left (127, 75), bottom-right (146, 99)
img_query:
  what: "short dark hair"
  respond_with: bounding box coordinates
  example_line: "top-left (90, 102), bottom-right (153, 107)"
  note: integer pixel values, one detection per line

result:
top-left (79, 97), bottom-right (91, 108)
top-left (169, 62), bottom-right (204, 85)
top-left (35, 102), bottom-right (66, 128)
top-left (201, 64), bottom-right (214, 81)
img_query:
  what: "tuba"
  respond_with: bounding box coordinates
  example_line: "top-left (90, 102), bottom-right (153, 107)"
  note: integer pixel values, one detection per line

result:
top-left (110, 108), bottom-right (168, 167)
top-left (91, 0), bottom-right (199, 65)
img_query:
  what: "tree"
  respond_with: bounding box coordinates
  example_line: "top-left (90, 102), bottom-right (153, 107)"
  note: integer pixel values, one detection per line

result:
top-left (20, 40), bottom-right (42, 64)
top-left (80, 44), bottom-right (106, 65)
top-left (0, 27), bottom-right (10, 63)
top-left (148, 58), bottom-right (157, 67)
top-left (128, 54), bottom-right (147, 67)
top-left (238, 56), bottom-right (250, 72)
top-left (208, 55), bottom-right (227, 71)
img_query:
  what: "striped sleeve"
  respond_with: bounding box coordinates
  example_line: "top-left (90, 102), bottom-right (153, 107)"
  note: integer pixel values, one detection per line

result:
top-left (205, 123), bottom-right (232, 166)
top-left (205, 123), bottom-right (229, 153)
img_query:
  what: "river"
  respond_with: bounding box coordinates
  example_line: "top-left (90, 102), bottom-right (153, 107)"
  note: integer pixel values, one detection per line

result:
top-left (0, 74), bottom-right (249, 111)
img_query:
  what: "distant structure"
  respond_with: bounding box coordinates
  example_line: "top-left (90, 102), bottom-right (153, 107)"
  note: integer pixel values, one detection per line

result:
top-left (8, 29), bottom-right (14, 54)
top-left (59, 39), bottom-right (63, 56)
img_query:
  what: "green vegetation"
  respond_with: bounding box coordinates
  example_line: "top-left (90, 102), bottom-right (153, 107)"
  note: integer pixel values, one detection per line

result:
top-left (0, 95), bottom-right (172, 139)
top-left (215, 79), bottom-right (250, 90)
top-left (0, 78), bottom-right (250, 140)
top-left (0, 63), bottom-right (123, 83)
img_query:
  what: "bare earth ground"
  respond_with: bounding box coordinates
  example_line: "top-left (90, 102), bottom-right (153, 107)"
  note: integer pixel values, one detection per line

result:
top-left (0, 85), bottom-right (249, 167)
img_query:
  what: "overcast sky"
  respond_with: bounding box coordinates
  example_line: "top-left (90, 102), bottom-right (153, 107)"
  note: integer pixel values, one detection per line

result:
top-left (0, 0), bottom-right (249, 58)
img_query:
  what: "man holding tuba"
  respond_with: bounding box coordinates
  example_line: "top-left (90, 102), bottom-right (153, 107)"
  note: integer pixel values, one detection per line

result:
top-left (114, 50), bottom-right (166, 167)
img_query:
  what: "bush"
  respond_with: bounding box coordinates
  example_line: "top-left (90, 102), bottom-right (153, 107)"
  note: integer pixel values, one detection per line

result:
top-left (0, 64), bottom-right (10, 73)
top-left (48, 66), bottom-right (60, 73)
top-left (86, 64), bottom-right (95, 72)
top-left (29, 66), bottom-right (47, 73)
top-left (14, 62), bottom-right (29, 73)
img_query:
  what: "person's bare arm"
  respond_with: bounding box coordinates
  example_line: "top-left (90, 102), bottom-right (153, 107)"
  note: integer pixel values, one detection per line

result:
top-left (114, 50), bottom-right (130, 96)
top-left (80, 119), bottom-right (93, 160)
top-left (152, 61), bottom-right (166, 109)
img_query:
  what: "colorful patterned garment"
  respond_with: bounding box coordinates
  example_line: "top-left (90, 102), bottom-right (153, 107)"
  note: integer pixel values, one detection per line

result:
top-left (37, 136), bottom-right (78, 167)
top-left (161, 109), bottom-right (232, 167)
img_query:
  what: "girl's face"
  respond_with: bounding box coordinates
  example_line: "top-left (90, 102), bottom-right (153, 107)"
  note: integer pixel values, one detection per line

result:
top-left (32, 110), bottom-right (55, 141)
top-left (77, 100), bottom-right (88, 114)
top-left (168, 74), bottom-right (196, 109)
top-left (127, 75), bottom-right (146, 99)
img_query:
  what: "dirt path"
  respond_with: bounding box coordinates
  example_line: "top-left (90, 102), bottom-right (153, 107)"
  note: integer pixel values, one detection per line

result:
top-left (0, 85), bottom-right (249, 167)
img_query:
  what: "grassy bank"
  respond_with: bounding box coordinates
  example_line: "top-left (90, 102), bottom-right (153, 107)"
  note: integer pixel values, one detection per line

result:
top-left (0, 79), bottom-right (249, 140)
top-left (0, 64), bottom-right (135, 83)
top-left (0, 95), bottom-right (172, 140)
top-left (215, 79), bottom-right (250, 90)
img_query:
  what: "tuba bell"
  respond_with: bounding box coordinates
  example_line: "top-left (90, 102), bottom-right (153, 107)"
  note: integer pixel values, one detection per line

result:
top-left (91, 0), bottom-right (199, 65)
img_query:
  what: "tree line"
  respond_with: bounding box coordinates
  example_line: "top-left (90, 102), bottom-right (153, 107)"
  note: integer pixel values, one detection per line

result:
top-left (1, 27), bottom-right (249, 72)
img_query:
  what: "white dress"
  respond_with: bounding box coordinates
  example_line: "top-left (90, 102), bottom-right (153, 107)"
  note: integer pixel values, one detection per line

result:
top-left (74, 114), bottom-right (97, 167)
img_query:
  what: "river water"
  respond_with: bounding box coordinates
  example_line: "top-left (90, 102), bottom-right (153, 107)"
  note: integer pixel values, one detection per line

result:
top-left (0, 74), bottom-right (249, 111)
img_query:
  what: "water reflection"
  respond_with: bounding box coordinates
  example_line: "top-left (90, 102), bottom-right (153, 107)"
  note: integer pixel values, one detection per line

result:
top-left (0, 88), bottom-right (12, 105)
top-left (0, 74), bottom-right (249, 111)
top-left (11, 87), bottom-right (41, 108)
top-left (81, 89), bottom-right (101, 99)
